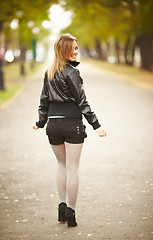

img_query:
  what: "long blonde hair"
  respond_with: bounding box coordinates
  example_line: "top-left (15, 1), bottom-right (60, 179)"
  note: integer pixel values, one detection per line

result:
top-left (48, 33), bottom-right (77, 80)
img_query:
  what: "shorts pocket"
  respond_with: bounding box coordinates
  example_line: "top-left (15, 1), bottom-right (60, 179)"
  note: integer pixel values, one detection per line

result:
top-left (63, 122), bottom-right (87, 137)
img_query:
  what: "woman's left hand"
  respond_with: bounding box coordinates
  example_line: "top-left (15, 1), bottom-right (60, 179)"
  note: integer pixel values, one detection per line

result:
top-left (95, 126), bottom-right (107, 137)
top-left (32, 123), bottom-right (39, 130)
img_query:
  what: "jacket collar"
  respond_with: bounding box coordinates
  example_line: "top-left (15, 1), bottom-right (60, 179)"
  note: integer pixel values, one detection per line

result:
top-left (67, 60), bottom-right (80, 67)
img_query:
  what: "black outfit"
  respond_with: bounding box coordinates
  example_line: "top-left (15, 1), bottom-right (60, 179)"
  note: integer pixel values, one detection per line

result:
top-left (46, 118), bottom-right (86, 145)
top-left (36, 60), bottom-right (101, 145)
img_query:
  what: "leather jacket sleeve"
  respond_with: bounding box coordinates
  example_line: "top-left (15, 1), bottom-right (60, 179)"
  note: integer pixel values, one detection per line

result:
top-left (36, 76), bottom-right (50, 128)
top-left (67, 69), bottom-right (100, 129)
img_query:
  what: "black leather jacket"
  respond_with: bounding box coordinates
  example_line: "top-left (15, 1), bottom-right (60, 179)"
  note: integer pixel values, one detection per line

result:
top-left (36, 61), bottom-right (100, 129)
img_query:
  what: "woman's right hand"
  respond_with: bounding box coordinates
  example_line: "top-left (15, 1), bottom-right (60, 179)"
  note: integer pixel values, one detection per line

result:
top-left (95, 126), bottom-right (107, 137)
top-left (32, 123), bottom-right (39, 130)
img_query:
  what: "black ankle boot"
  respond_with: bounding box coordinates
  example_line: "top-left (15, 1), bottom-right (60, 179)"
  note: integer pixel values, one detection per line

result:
top-left (65, 207), bottom-right (77, 227)
top-left (58, 202), bottom-right (67, 223)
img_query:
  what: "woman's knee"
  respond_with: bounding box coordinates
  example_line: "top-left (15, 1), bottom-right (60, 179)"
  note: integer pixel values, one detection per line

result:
top-left (57, 161), bottom-right (66, 168)
top-left (67, 165), bottom-right (79, 175)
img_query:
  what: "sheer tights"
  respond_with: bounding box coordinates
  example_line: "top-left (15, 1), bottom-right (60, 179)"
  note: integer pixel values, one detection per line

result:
top-left (51, 142), bottom-right (83, 210)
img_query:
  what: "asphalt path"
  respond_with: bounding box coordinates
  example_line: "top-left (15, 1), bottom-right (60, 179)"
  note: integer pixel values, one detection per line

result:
top-left (0, 62), bottom-right (153, 240)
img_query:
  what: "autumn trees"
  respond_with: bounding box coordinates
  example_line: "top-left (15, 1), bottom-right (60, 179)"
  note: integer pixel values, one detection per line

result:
top-left (0, 0), bottom-right (56, 89)
top-left (1, 0), bottom-right (153, 91)
top-left (63, 0), bottom-right (153, 71)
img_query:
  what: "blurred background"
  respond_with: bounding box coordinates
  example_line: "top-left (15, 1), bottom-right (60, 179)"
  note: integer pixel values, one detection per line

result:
top-left (0, 0), bottom-right (153, 103)
top-left (0, 2), bottom-right (153, 239)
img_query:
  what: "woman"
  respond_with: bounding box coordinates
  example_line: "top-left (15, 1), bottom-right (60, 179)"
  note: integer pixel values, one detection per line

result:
top-left (33, 33), bottom-right (106, 228)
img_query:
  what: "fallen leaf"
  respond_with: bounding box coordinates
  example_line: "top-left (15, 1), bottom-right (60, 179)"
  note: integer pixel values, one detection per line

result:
top-left (138, 233), bottom-right (144, 238)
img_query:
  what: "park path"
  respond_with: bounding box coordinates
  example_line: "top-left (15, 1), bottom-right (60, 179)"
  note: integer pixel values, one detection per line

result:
top-left (0, 62), bottom-right (153, 240)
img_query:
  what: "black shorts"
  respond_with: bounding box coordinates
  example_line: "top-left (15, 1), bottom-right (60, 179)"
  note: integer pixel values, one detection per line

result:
top-left (46, 118), bottom-right (87, 145)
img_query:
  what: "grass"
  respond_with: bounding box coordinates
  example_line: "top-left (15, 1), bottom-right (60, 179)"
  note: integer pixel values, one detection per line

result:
top-left (0, 61), bottom-right (43, 106)
top-left (84, 58), bottom-right (153, 89)
top-left (0, 84), bottom-right (21, 106)
top-left (3, 61), bottom-right (43, 88)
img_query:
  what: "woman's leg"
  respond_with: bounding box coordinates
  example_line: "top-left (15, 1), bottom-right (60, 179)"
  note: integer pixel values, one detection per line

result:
top-left (65, 142), bottom-right (83, 210)
top-left (51, 144), bottom-right (67, 202)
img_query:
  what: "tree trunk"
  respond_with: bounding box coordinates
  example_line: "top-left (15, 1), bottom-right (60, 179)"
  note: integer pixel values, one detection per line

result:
top-left (138, 33), bottom-right (153, 71)
top-left (20, 46), bottom-right (27, 75)
top-left (131, 39), bottom-right (135, 66)
top-left (115, 38), bottom-right (120, 63)
top-left (124, 36), bottom-right (136, 66)
top-left (95, 38), bottom-right (103, 60)
top-left (124, 36), bottom-right (130, 65)
top-left (84, 46), bottom-right (91, 57)
top-left (80, 46), bottom-right (91, 58)
top-left (0, 59), bottom-right (5, 90)
top-left (0, 20), bottom-right (5, 90)
top-left (19, 20), bottom-right (27, 76)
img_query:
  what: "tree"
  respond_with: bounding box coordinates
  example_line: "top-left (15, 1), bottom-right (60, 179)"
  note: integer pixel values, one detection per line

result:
top-left (63, 2), bottom-right (112, 59)
top-left (62, 0), bottom-right (153, 70)
top-left (0, 0), bottom-right (56, 90)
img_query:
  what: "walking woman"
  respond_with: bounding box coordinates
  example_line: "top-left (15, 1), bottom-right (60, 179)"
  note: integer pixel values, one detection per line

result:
top-left (33, 33), bottom-right (106, 228)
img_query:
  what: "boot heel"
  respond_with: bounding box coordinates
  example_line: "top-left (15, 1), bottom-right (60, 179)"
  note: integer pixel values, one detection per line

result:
top-left (58, 202), bottom-right (67, 223)
top-left (65, 207), bottom-right (77, 227)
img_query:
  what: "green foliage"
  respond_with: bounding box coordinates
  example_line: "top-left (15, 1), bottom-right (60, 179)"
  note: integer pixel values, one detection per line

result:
top-left (61, 0), bottom-right (153, 46)
top-left (63, 2), bottom-right (112, 46)
top-left (0, 0), bottom-right (57, 48)
top-left (0, 0), bottom-right (53, 21)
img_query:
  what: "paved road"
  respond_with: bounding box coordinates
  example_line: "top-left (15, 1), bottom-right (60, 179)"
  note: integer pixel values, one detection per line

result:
top-left (0, 63), bottom-right (153, 240)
